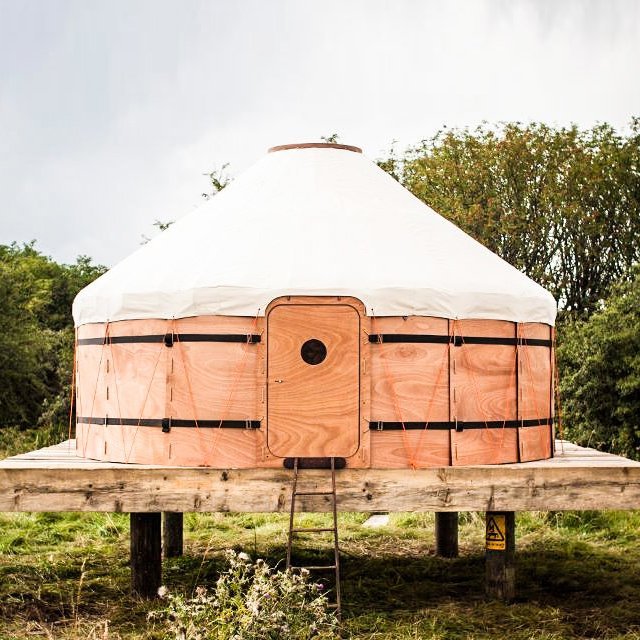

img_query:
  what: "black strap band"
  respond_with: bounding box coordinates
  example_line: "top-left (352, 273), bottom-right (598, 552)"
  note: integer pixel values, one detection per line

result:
top-left (77, 333), bottom-right (261, 347)
top-left (77, 416), bottom-right (261, 429)
top-left (369, 334), bottom-right (551, 347)
top-left (369, 417), bottom-right (552, 432)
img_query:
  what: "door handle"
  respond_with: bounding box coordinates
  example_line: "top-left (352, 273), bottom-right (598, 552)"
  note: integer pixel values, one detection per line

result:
top-left (274, 379), bottom-right (284, 384)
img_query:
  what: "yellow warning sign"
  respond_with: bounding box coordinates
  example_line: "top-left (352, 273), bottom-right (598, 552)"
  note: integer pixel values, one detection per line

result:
top-left (486, 515), bottom-right (506, 550)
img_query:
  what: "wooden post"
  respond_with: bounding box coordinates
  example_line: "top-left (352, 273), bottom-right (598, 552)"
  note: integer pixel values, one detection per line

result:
top-left (435, 512), bottom-right (459, 558)
top-left (162, 512), bottom-right (184, 558)
top-left (130, 512), bottom-right (161, 598)
top-left (485, 511), bottom-right (515, 601)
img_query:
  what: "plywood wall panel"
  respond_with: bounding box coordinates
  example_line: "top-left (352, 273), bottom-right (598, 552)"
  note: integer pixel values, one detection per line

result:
top-left (173, 316), bottom-right (265, 334)
top-left (76, 341), bottom-right (109, 419)
top-left (450, 345), bottom-right (517, 422)
top-left (370, 343), bottom-right (449, 422)
top-left (77, 323), bottom-right (109, 340)
top-left (101, 425), bottom-right (258, 467)
top-left (76, 316), bottom-right (266, 467)
top-left (108, 342), bottom-right (167, 419)
top-left (102, 424), bottom-right (168, 464)
top-left (370, 316), bottom-right (449, 335)
top-left (107, 319), bottom-right (173, 337)
top-left (519, 424), bottom-right (552, 462)
top-left (369, 315), bottom-right (449, 469)
top-left (518, 325), bottom-right (552, 421)
top-left (76, 315), bottom-right (554, 468)
top-left (451, 428), bottom-right (519, 465)
top-left (370, 430), bottom-right (450, 468)
top-left (450, 320), bottom-right (520, 466)
top-left (169, 428), bottom-right (258, 467)
top-left (76, 422), bottom-right (106, 460)
top-left (520, 323), bottom-right (553, 340)
top-left (168, 341), bottom-right (260, 420)
top-left (453, 319), bottom-right (514, 338)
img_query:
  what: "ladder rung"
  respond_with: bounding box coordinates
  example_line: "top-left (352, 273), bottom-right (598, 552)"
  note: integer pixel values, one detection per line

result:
top-left (287, 457), bottom-right (341, 617)
top-left (294, 491), bottom-right (334, 496)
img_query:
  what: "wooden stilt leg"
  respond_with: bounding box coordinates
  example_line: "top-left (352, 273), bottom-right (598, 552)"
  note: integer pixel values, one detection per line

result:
top-left (130, 512), bottom-right (161, 598)
top-left (435, 512), bottom-right (459, 558)
top-left (162, 512), bottom-right (184, 558)
top-left (485, 511), bottom-right (515, 601)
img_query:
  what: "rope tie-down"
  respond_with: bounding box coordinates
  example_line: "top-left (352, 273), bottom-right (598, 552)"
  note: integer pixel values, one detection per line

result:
top-left (370, 313), bottom-right (449, 469)
top-left (368, 317), bottom-right (555, 467)
top-left (75, 312), bottom-right (262, 465)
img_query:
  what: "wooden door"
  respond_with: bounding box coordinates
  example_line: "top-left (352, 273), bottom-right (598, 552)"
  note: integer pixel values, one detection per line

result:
top-left (266, 299), bottom-right (361, 458)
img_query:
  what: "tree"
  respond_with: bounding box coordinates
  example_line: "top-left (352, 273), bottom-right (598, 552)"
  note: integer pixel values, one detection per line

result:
top-left (0, 243), bottom-right (105, 428)
top-left (385, 119), bottom-right (640, 317)
top-left (558, 265), bottom-right (640, 459)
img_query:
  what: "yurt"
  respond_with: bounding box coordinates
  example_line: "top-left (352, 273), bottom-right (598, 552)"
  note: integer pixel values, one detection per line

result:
top-left (72, 142), bottom-right (556, 470)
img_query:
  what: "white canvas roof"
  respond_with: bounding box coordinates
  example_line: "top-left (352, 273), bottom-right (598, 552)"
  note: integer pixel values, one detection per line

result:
top-left (73, 143), bottom-right (557, 326)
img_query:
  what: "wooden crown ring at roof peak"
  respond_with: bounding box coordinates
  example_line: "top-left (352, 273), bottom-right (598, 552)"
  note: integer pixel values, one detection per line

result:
top-left (268, 142), bottom-right (362, 153)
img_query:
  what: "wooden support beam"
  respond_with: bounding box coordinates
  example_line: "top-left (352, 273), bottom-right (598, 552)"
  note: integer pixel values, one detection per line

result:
top-left (130, 513), bottom-right (161, 598)
top-left (162, 512), bottom-right (184, 558)
top-left (2, 441), bottom-right (640, 514)
top-left (435, 511), bottom-right (459, 557)
top-left (485, 511), bottom-right (515, 601)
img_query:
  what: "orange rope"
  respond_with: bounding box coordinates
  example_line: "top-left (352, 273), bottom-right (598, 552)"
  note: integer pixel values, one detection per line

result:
top-left (124, 324), bottom-right (167, 463)
top-left (107, 324), bottom-right (127, 457)
top-left (493, 330), bottom-right (518, 464)
top-left (174, 319), bottom-right (200, 429)
top-left (67, 329), bottom-right (78, 451)
top-left (519, 324), bottom-right (549, 456)
top-left (453, 319), bottom-right (516, 465)
top-left (75, 333), bottom-right (84, 421)
top-left (82, 322), bottom-right (109, 458)
top-left (452, 321), bottom-right (491, 430)
top-left (206, 312), bottom-right (262, 461)
top-left (552, 329), bottom-right (565, 453)
top-left (409, 333), bottom-right (449, 467)
top-left (173, 318), bottom-right (208, 464)
top-left (371, 314), bottom-right (415, 468)
top-left (452, 320), bottom-right (489, 431)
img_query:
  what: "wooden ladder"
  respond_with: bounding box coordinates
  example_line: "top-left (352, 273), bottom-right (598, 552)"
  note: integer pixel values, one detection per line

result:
top-left (286, 457), bottom-right (341, 616)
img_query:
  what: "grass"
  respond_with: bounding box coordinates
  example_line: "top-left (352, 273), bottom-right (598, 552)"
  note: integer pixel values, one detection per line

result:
top-left (1, 430), bottom-right (640, 638)
top-left (0, 425), bottom-right (68, 460)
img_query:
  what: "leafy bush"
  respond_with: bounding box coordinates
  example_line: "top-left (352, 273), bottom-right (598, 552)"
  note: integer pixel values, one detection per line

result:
top-left (0, 243), bottom-right (105, 429)
top-left (558, 266), bottom-right (640, 459)
top-left (150, 550), bottom-right (339, 639)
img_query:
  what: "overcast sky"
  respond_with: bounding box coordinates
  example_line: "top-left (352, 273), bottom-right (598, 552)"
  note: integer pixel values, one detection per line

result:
top-left (1, 0), bottom-right (638, 267)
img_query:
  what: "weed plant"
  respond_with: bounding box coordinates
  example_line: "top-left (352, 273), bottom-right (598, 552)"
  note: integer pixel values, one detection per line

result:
top-left (149, 550), bottom-right (339, 639)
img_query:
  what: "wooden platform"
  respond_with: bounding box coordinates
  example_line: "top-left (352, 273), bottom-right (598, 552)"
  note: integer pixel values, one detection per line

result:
top-left (1, 439), bottom-right (639, 513)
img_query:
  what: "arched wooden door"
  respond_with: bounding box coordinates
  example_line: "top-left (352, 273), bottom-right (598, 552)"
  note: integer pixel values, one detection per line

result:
top-left (266, 297), bottom-right (363, 458)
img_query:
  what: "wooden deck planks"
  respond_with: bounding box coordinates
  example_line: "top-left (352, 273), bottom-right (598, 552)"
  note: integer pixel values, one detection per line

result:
top-left (0, 440), bottom-right (638, 514)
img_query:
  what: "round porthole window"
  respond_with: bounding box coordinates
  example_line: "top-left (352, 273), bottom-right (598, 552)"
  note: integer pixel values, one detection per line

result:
top-left (300, 339), bottom-right (327, 365)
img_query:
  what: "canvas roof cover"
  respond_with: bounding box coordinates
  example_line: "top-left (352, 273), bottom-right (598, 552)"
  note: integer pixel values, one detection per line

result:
top-left (73, 143), bottom-right (557, 326)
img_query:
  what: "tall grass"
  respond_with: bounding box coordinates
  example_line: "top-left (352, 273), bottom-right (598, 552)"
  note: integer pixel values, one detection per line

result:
top-left (1, 509), bottom-right (639, 638)
top-left (0, 424), bottom-right (68, 459)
